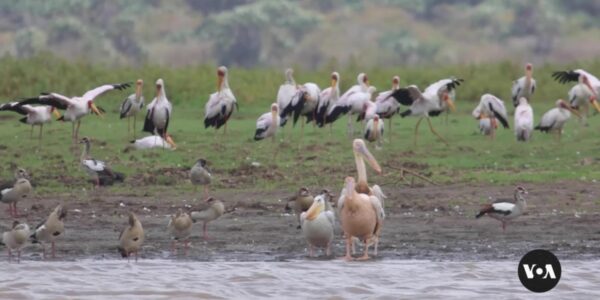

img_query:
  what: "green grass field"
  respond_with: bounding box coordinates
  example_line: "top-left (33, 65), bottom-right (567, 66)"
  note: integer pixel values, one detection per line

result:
top-left (1, 54), bottom-right (600, 195)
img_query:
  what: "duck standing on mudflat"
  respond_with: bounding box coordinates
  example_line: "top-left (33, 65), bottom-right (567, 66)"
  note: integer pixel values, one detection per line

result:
top-left (1, 220), bottom-right (30, 263)
top-left (118, 212), bottom-right (144, 262)
top-left (168, 209), bottom-right (193, 255)
top-left (31, 205), bottom-right (66, 259)
top-left (476, 186), bottom-right (528, 232)
top-left (191, 197), bottom-right (225, 241)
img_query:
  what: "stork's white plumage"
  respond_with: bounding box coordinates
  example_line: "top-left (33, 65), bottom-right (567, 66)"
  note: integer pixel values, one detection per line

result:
top-left (0, 102), bottom-right (60, 140)
top-left (254, 103), bottom-right (281, 142)
top-left (143, 78), bottom-right (172, 139)
top-left (20, 82), bottom-right (131, 142)
top-left (204, 66), bottom-right (237, 134)
top-left (316, 72), bottom-right (340, 128)
top-left (325, 73), bottom-right (370, 134)
top-left (388, 77), bottom-right (462, 145)
top-left (514, 97), bottom-right (534, 142)
top-left (277, 68), bottom-right (298, 126)
top-left (535, 99), bottom-right (580, 141)
top-left (127, 135), bottom-right (176, 151)
top-left (472, 94), bottom-right (509, 139)
top-left (375, 76), bottom-right (401, 134)
top-left (364, 115), bottom-right (384, 149)
top-left (120, 79), bottom-right (145, 139)
top-left (511, 63), bottom-right (536, 107)
top-left (291, 82), bottom-right (321, 127)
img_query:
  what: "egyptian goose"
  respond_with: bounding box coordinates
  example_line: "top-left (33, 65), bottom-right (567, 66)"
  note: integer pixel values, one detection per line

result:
top-left (118, 212), bottom-right (144, 262)
top-left (191, 197), bottom-right (225, 241)
top-left (300, 191), bottom-right (335, 257)
top-left (284, 187), bottom-right (314, 229)
top-left (1, 175), bottom-right (32, 218)
top-left (2, 220), bottom-right (30, 263)
top-left (167, 209), bottom-right (193, 255)
top-left (31, 205), bottom-right (66, 259)
top-left (190, 159), bottom-right (212, 198)
top-left (476, 186), bottom-right (528, 232)
top-left (79, 137), bottom-right (125, 187)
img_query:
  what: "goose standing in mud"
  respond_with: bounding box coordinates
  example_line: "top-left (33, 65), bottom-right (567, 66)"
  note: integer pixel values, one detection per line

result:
top-left (143, 79), bottom-right (172, 144)
top-left (191, 197), bottom-right (225, 241)
top-left (120, 79), bottom-right (145, 139)
top-left (190, 158), bottom-right (212, 198)
top-left (204, 66), bottom-right (238, 134)
top-left (31, 205), bottom-right (66, 259)
top-left (514, 97), bottom-right (534, 142)
top-left (511, 63), bottom-right (536, 107)
top-left (315, 72), bottom-right (340, 130)
top-left (476, 186), bottom-right (528, 232)
top-left (118, 212), bottom-right (144, 262)
top-left (0, 101), bottom-right (61, 140)
top-left (125, 134), bottom-right (177, 151)
top-left (277, 68), bottom-right (299, 127)
top-left (471, 94), bottom-right (509, 139)
top-left (364, 115), bottom-right (384, 149)
top-left (388, 78), bottom-right (462, 146)
top-left (375, 75), bottom-right (401, 136)
top-left (79, 137), bottom-right (125, 188)
top-left (285, 187), bottom-right (314, 229)
top-left (534, 99), bottom-right (581, 142)
top-left (168, 209), bottom-right (193, 255)
top-left (21, 82), bottom-right (131, 143)
top-left (0, 178), bottom-right (32, 218)
top-left (2, 220), bottom-right (30, 263)
top-left (300, 192), bottom-right (335, 257)
top-left (254, 103), bottom-right (281, 142)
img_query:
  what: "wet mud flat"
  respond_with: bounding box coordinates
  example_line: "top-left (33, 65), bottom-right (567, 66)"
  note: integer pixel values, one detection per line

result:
top-left (2, 181), bottom-right (599, 262)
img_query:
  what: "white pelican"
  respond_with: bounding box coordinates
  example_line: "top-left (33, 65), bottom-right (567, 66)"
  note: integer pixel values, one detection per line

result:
top-left (120, 79), bottom-right (145, 138)
top-left (471, 94), bottom-right (509, 139)
top-left (364, 115), bottom-right (384, 149)
top-left (0, 101), bottom-right (61, 140)
top-left (191, 197), bottom-right (225, 241)
top-left (300, 192), bottom-right (335, 257)
top-left (315, 72), bottom-right (340, 129)
top-left (511, 63), bottom-right (536, 107)
top-left (190, 158), bottom-right (212, 198)
top-left (284, 187), bottom-right (314, 229)
top-left (118, 212), bottom-right (144, 262)
top-left (125, 134), bottom-right (176, 151)
top-left (79, 137), bottom-right (125, 187)
top-left (476, 186), bottom-right (528, 232)
top-left (534, 99), bottom-right (580, 141)
top-left (2, 220), bottom-right (30, 263)
top-left (388, 78), bottom-right (462, 146)
top-left (21, 83), bottom-right (131, 142)
top-left (514, 97), bottom-right (534, 142)
top-left (277, 68), bottom-right (298, 127)
top-left (204, 66), bottom-right (238, 134)
top-left (31, 205), bottom-right (66, 259)
top-left (167, 209), bottom-right (193, 255)
top-left (325, 73), bottom-right (370, 133)
top-left (254, 103), bottom-right (280, 142)
top-left (375, 75), bottom-right (401, 134)
top-left (143, 78), bottom-right (172, 141)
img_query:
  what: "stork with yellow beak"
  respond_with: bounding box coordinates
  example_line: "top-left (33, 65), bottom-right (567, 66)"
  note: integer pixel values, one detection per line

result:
top-left (535, 99), bottom-right (581, 142)
top-left (143, 79), bottom-right (173, 146)
top-left (0, 101), bottom-right (61, 141)
top-left (387, 77), bottom-right (462, 146)
top-left (120, 79), bottom-right (145, 139)
top-left (21, 82), bottom-right (131, 143)
top-left (511, 63), bottom-right (536, 108)
top-left (204, 66), bottom-right (238, 134)
top-left (316, 72), bottom-right (340, 130)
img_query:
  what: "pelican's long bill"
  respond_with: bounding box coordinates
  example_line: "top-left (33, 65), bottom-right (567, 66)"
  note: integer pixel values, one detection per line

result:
top-left (305, 200), bottom-right (323, 221)
top-left (354, 140), bottom-right (382, 174)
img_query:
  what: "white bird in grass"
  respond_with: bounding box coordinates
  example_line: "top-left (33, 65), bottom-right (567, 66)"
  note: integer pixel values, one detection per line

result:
top-left (534, 99), bottom-right (581, 142)
top-left (300, 192), bottom-right (335, 257)
top-left (277, 68), bottom-right (299, 127)
top-left (125, 135), bottom-right (176, 151)
top-left (120, 79), bottom-right (145, 139)
top-left (315, 72), bottom-right (340, 130)
top-left (476, 186), bottom-right (528, 232)
top-left (388, 78), bottom-right (462, 146)
top-left (364, 115), bottom-right (384, 149)
top-left (514, 97), bottom-right (534, 142)
top-left (204, 66), bottom-right (238, 134)
top-left (1, 220), bottom-right (30, 263)
top-left (325, 73), bottom-right (370, 135)
top-left (477, 117), bottom-right (494, 136)
top-left (0, 101), bottom-right (61, 140)
top-left (511, 63), bottom-right (536, 107)
top-left (21, 82), bottom-right (131, 142)
top-left (554, 72), bottom-right (600, 126)
top-left (143, 78), bottom-right (172, 143)
top-left (471, 94), bottom-right (509, 139)
top-left (375, 75), bottom-right (401, 135)
top-left (254, 103), bottom-right (281, 142)
top-left (289, 83), bottom-right (321, 140)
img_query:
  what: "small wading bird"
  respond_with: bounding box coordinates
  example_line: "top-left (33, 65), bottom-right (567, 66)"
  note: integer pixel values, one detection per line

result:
top-left (143, 79), bottom-right (172, 145)
top-left (190, 158), bottom-right (212, 198)
top-left (254, 103), bottom-right (281, 142)
top-left (118, 212), bottom-right (144, 262)
top-left (79, 137), bottom-right (125, 188)
top-left (285, 187), bottom-right (314, 229)
top-left (0, 101), bottom-right (61, 140)
top-left (167, 209), bottom-right (193, 255)
top-left (277, 68), bottom-right (299, 127)
top-left (364, 115), bottom-right (384, 149)
top-left (21, 82), bottom-right (131, 143)
top-left (471, 94), bottom-right (509, 139)
top-left (553, 70), bottom-right (600, 125)
top-left (1, 221), bottom-right (30, 263)
top-left (388, 77), bottom-right (462, 146)
top-left (300, 191), bottom-right (335, 257)
top-left (325, 73), bottom-right (370, 135)
top-left (511, 63), bottom-right (536, 107)
top-left (31, 205), bottom-right (66, 259)
top-left (191, 197), bottom-right (225, 241)
top-left (534, 99), bottom-right (581, 141)
top-left (476, 186), bottom-right (528, 232)
top-left (514, 97), bottom-right (534, 142)
top-left (315, 72), bottom-right (340, 130)
top-left (1, 168), bottom-right (32, 217)
top-left (120, 79), bottom-right (145, 139)
top-left (375, 76), bottom-right (401, 135)
top-left (204, 66), bottom-right (238, 134)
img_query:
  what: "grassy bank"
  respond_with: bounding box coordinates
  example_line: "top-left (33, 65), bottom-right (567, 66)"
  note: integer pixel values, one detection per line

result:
top-left (1, 54), bottom-right (600, 195)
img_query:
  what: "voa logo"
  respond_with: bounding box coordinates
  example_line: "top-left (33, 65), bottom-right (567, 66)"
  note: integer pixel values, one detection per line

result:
top-left (518, 249), bottom-right (561, 293)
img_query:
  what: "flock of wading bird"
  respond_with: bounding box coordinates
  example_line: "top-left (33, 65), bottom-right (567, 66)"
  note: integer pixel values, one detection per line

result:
top-left (1, 63), bottom-right (599, 262)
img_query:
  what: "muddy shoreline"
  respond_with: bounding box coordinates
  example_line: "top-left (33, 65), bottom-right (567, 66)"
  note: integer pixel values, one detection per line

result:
top-left (2, 181), bottom-right (600, 262)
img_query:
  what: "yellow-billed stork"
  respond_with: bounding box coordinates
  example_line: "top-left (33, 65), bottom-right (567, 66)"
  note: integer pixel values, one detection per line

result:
top-left (511, 63), bottom-right (536, 107)
top-left (204, 66), bottom-right (238, 134)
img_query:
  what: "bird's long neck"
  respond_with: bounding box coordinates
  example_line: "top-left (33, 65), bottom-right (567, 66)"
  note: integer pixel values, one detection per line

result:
top-left (524, 70), bottom-right (532, 90)
top-left (354, 153), bottom-right (369, 193)
top-left (81, 142), bottom-right (90, 161)
top-left (221, 75), bottom-right (230, 90)
top-left (286, 73), bottom-right (295, 85)
top-left (514, 191), bottom-right (526, 209)
top-left (271, 110), bottom-right (277, 128)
